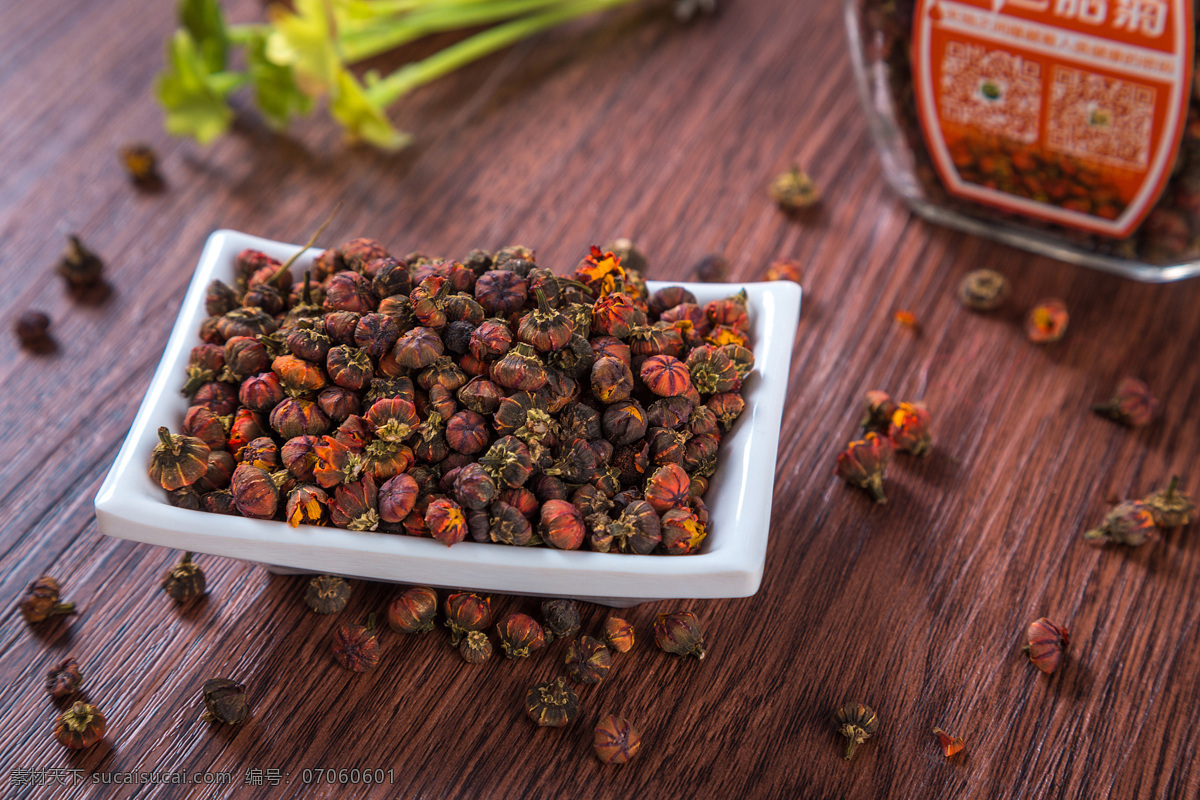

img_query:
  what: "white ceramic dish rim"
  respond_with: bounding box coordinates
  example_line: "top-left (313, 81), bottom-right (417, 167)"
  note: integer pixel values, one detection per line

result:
top-left (94, 230), bottom-right (801, 605)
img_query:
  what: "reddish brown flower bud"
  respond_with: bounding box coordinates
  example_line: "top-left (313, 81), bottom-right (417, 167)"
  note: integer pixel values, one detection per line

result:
top-left (333, 616), bottom-right (381, 672)
top-left (161, 552), bottom-right (206, 603)
top-left (538, 499), bottom-right (586, 550)
top-left (54, 701), bottom-right (106, 749)
top-left (644, 463), bottom-right (690, 514)
top-left (594, 715), bottom-right (642, 765)
top-left (237, 436), bottom-right (279, 470)
top-left (1084, 500), bottom-right (1156, 547)
top-left (326, 344), bottom-right (374, 391)
top-left (641, 355), bottom-right (694, 397)
top-left (475, 270), bottom-right (528, 316)
top-left (324, 270), bottom-right (377, 314)
top-left (591, 356), bottom-right (635, 403)
top-left (889, 402), bottom-right (933, 456)
top-left (1023, 617), bottom-right (1069, 674)
top-left (1141, 476), bottom-right (1195, 528)
top-left (459, 630), bottom-right (493, 664)
top-left (379, 472), bottom-right (420, 523)
top-left (835, 433), bottom-right (892, 504)
top-left (492, 343), bottom-right (549, 391)
top-left (602, 399), bottom-right (648, 447)
top-left (426, 498), bottom-right (468, 546)
top-left (541, 599), bottom-right (581, 643)
top-left (834, 702), bottom-right (878, 761)
top-left (1026, 298), bottom-right (1069, 343)
top-left (330, 476), bottom-right (379, 531)
top-left (654, 611), bottom-right (706, 659)
top-left (604, 617), bottom-right (635, 653)
top-left (661, 506), bottom-right (706, 555)
top-left (19, 575), bottom-right (75, 624)
top-left (445, 410), bottom-right (489, 454)
top-left (566, 635), bottom-right (612, 684)
top-left (304, 574), bottom-right (350, 614)
top-left (230, 464), bottom-right (279, 519)
top-left (444, 592), bottom-right (492, 645)
top-left (287, 484), bottom-right (330, 527)
top-left (46, 657), bottom-right (84, 700)
top-left (394, 327), bottom-right (444, 370)
top-left (496, 613), bottom-right (546, 659)
top-left (1092, 377), bottom-right (1158, 427)
top-left (860, 390), bottom-right (897, 434)
top-left (150, 426), bottom-right (211, 491)
top-left (387, 586), bottom-right (438, 633)
top-left (488, 501), bottom-right (533, 545)
top-left (525, 677), bottom-right (579, 728)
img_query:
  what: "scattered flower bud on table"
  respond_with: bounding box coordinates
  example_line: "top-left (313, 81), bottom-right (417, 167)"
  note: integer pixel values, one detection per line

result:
top-left (14, 310), bottom-right (52, 350)
top-left (201, 678), bottom-right (249, 725)
top-left (1141, 477), bottom-right (1194, 529)
top-left (653, 611), bottom-right (706, 660)
top-left (860, 390), bottom-right (897, 435)
top-left (833, 702), bottom-right (878, 761)
top-left (45, 658), bottom-right (83, 700)
top-left (594, 715), bottom-right (642, 765)
top-left (444, 592), bottom-right (492, 646)
top-left (541, 599), bottom-right (581, 644)
top-left (496, 613), bottom-right (545, 660)
top-left (161, 552), bottom-right (206, 603)
top-left (889, 402), bottom-right (933, 457)
top-left (957, 269), bottom-right (1009, 311)
top-left (387, 586), bottom-right (438, 633)
top-left (1025, 299), bottom-right (1069, 344)
top-left (1084, 500), bottom-right (1156, 547)
top-left (54, 701), bottom-right (106, 749)
top-left (305, 574), bottom-right (350, 614)
top-left (57, 235), bottom-right (104, 291)
top-left (119, 143), bottom-right (163, 189)
top-left (1023, 617), bottom-right (1069, 675)
top-left (566, 636), bottom-right (612, 684)
top-left (19, 575), bottom-right (75, 624)
top-left (332, 615), bottom-right (381, 672)
top-left (603, 617), bottom-right (635, 654)
top-left (459, 630), bottom-right (493, 664)
top-left (835, 432), bottom-right (893, 504)
top-left (525, 678), bottom-right (580, 728)
top-left (770, 165), bottom-right (820, 211)
top-left (1092, 377), bottom-right (1158, 427)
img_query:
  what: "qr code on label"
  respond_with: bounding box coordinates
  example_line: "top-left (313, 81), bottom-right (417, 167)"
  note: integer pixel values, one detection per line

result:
top-left (1046, 67), bottom-right (1154, 170)
top-left (939, 41), bottom-right (1042, 143)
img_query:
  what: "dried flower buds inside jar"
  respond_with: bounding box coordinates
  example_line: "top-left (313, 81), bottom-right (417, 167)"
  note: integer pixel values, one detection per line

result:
top-left (847, 0), bottom-right (1200, 280)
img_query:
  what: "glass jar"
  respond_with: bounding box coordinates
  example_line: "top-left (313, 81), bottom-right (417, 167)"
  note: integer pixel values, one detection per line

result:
top-left (846, 0), bottom-right (1200, 282)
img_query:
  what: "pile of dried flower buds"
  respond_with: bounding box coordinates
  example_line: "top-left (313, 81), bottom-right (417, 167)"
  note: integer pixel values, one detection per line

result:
top-left (150, 239), bottom-right (756, 554)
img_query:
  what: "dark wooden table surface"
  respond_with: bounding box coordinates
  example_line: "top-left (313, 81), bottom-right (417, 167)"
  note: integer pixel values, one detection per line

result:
top-left (3, 0), bottom-right (1199, 798)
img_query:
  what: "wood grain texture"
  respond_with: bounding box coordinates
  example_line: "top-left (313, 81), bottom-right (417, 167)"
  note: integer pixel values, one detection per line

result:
top-left (1, 0), bottom-right (1199, 797)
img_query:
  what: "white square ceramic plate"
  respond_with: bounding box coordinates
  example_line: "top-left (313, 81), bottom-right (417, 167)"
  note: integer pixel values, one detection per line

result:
top-left (95, 230), bottom-right (801, 607)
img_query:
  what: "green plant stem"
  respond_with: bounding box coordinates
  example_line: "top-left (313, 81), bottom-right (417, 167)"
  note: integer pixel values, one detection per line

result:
top-left (365, 0), bottom-right (637, 107)
top-left (340, 0), bottom-right (589, 62)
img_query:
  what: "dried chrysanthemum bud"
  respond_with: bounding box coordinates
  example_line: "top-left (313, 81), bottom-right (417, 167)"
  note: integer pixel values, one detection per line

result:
top-left (426, 498), bottom-right (469, 546)
top-left (603, 617), bottom-right (635, 653)
top-left (566, 636), bottom-right (613, 684)
top-left (538, 499), bottom-right (586, 550)
top-left (653, 611), bottom-right (706, 659)
top-left (54, 701), bottom-right (106, 749)
top-left (833, 702), bottom-right (878, 761)
top-left (933, 727), bottom-right (965, 758)
top-left (305, 574), bottom-right (351, 614)
top-left (1141, 477), bottom-right (1194, 528)
top-left (661, 506), bottom-right (705, 555)
top-left (330, 476), bottom-right (380, 531)
top-left (496, 613), bottom-right (546, 659)
top-left (161, 552), bottom-right (206, 603)
top-left (957, 269), bottom-right (1009, 311)
top-left (488, 501), bottom-right (533, 546)
top-left (150, 427), bottom-right (211, 491)
top-left (459, 630), bottom-right (493, 664)
top-left (1023, 617), bottom-right (1069, 674)
top-left (19, 575), bottom-right (76, 624)
top-left (57, 235), bottom-right (105, 291)
top-left (644, 463), bottom-right (690, 515)
top-left (641, 355), bottom-right (694, 397)
top-left (594, 715), bottom-right (642, 765)
top-left (230, 464), bottom-right (279, 519)
top-left (1084, 500), bottom-right (1156, 547)
top-left (388, 586), bottom-right (438, 633)
top-left (1025, 298), bottom-right (1069, 343)
top-left (525, 677), bottom-right (580, 728)
top-left (333, 616), bottom-right (381, 672)
top-left (444, 592), bottom-right (492, 645)
top-left (541, 598), bottom-right (581, 644)
top-left (286, 484), bottom-right (330, 527)
top-left (1091, 377), bottom-right (1158, 427)
top-left (769, 165), bottom-right (820, 210)
top-left (119, 142), bottom-right (163, 188)
top-left (889, 402), bottom-right (933, 456)
top-left (835, 433), bottom-right (892, 504)
top-left (859, 390), bottom-right (897, 434)
top-left (45, 658), bottom-right (83, 700)
top-left (201, 678), bottom-right (249, 724)
top-left (15, 310), bottom-right (53, 351)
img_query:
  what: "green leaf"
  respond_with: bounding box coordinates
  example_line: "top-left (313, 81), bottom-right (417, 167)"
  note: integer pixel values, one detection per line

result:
top-left (265, 0), bottom-right (343, 96)
top-left (245, 31), bottom-right (314, 129)
top-left (155, 30), bottom-right (242, 145)
top-left (178, 0), bottom-right (229, 73)
top-left (329, 67), bottom-right (411, 150)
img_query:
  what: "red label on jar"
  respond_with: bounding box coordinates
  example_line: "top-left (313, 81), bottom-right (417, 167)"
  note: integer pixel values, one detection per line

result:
top-left (912, 0), bottom-right (1194, 237)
